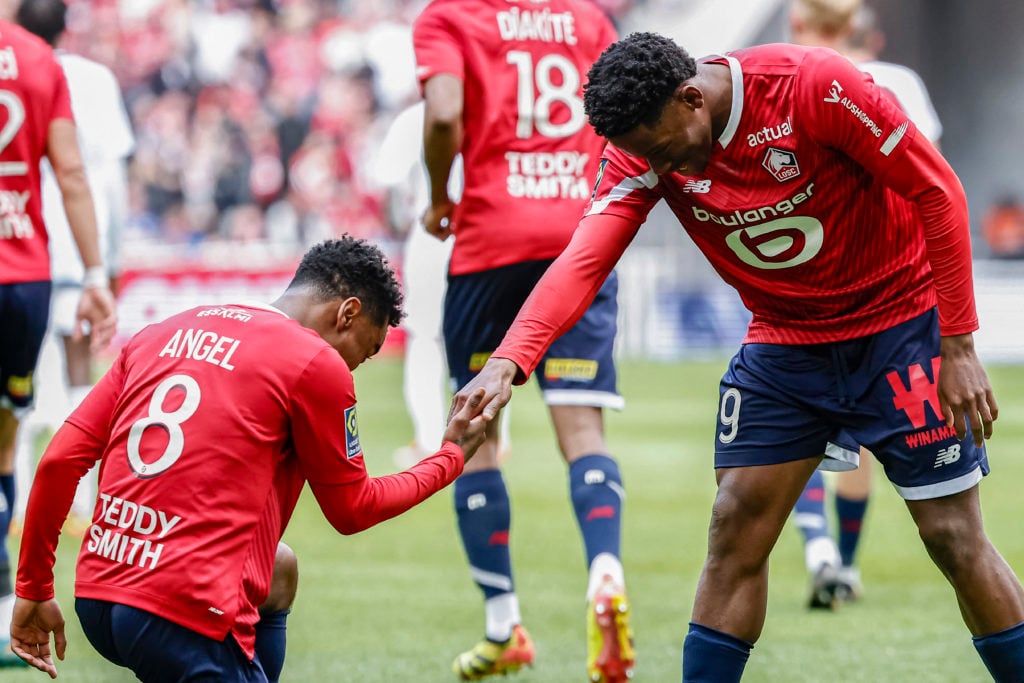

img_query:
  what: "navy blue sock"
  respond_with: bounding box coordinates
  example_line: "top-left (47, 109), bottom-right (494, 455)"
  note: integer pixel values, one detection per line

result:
top-left (793, 470), bottom-right (829, 543)
top-left (835, 493), bottom-right (869, 567)
top-left (569, 454), bottom-right (623, 566)
top-left (255, 609), bottom-right (290, 683)
top-left (454, 470), bottom-right (513, 600)
top-left (973, 620), bottom-right (1024, 682)
top-left (0, 473), bottom-right (12, 588)
top-left (682, 622), bottom-right (752, 683)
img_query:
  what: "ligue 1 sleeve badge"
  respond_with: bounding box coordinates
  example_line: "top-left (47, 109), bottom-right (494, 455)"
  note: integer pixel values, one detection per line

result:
top-left (344, 405), bottom-right (362, 459)
top-left (762, 147), bottom-right (801, 182)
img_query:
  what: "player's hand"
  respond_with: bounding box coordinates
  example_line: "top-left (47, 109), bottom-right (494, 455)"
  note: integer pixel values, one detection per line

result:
top-left (444, 387), bottom-right (490, 461)
top-left (938, 333), bottom-right (998, 447)
top-left (75, 285), bottom-right (118, 353)
top-left (450, 358), bottom-right (518, 425)
top-left (10, 597), bottom-right (67, 679)
top-left (423, 199), bottom-right (455, 241)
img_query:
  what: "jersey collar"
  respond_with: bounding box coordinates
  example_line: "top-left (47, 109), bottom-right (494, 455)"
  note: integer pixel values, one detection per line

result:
top-left (717, 55), bottom-right (744, 150)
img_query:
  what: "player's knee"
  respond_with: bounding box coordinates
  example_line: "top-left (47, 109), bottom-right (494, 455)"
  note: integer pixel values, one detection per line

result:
top-left (706, 492), bottom-right (774, 573)
top-left (262, 542), bottom-right (299, 614)
top-left (917, 514), bottom-right (979, 572)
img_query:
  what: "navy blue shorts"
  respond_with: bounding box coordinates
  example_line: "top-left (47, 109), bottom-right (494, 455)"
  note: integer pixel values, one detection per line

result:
top-left (0, 280), bottom-right (50, 413)
top-left (444, 260), bottom-right (623, 409)
top-left (714, 308), bottom-right (989, 500)
top-left (76, 598), bottom-right (267, 682)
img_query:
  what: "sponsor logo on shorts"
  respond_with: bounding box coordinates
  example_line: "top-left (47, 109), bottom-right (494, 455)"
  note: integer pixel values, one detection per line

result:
top-left (344, 405), bottom-right (361, 459)
top-left (933, 444), bottom-right (962, 467)
top-left (7, 374), bottom-right (31, 398)
top-left (543, 358), bottom-right (598, 381)
top-left (905, 424), bottom-right (957, 449)
top-left (469, 352), bottom-right (492, 372)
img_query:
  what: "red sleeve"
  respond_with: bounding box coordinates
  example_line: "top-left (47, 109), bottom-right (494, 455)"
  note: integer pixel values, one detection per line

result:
top-left (494, 211), bottom-right (640, 381)
top-left (289, 350), bottom-right (464, 532)
top-left (800, 49), bottom-right (976, 335)
top-left (65, 346), bottom-right (127, 441)
top-left (412, 4), bottom-right (464, 89)
top-left (308, 442), bottom-right (464, 535)
top-left (16, 422), bottom-right (105, 601)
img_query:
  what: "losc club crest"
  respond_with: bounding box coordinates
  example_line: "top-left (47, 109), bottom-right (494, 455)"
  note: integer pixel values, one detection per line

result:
top-left (761, 147), bottom-right (801, 182)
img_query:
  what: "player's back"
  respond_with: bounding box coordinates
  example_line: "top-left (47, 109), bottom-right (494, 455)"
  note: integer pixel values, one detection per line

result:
top-left (72, 302), bottom-right (349, 641)
top-left (414, 0), bottom-right (617, 275)
top-left (0, 20), bottom-right (72, 282)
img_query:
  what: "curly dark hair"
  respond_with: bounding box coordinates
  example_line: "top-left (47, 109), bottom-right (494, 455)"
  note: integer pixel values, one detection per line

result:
top-left (584, 32), bottom-right (698, 139)
top-left (289, 236), bottom-right (404, 327)
top-left (17, 0), bottom-right (67, 46)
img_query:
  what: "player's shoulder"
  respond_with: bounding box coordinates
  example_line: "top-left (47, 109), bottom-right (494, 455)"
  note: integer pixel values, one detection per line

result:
top-left (725, 43), bottom-right (821, 76)
top-left (0, 20), bottom-right (53, 57)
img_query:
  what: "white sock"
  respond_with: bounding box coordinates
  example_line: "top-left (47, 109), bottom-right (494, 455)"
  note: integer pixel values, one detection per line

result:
top-left (484, 593), bottom-right (521, 642)
top-left (587, 552), bottom-right (625, 601)
top-left (805, 535), bottom-right (840, 574)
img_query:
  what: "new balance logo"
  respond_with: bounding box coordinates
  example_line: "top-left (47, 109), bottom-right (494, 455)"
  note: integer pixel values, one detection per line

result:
top-left (467, 493), bottom-right (487, 510)
top-left (934, 444), bottom-right (961, 468)
top-left (683, 179), bottom-right (712, 193)
top-left (584, 469), bottom-right (606, 485)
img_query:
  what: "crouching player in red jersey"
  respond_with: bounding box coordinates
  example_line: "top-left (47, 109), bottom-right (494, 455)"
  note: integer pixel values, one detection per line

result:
top-left (453, 32), bottom-right (1024, 682)
top-left (11, 236), bottom-right (491, 681)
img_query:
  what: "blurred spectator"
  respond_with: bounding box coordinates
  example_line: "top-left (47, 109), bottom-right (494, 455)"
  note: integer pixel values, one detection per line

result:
top-left (0, 0), bottom-right (645, 260)
top-left (982, 195), bottom-right (1024, 259)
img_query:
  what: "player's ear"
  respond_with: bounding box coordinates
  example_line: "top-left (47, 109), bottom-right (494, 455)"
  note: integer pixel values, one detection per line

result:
top-left (680, 83), bottom-right (704, 111)
top-left (336, 297), bottom-right (363, 330)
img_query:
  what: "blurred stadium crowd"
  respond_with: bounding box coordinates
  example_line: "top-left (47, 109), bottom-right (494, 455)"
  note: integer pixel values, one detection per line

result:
top-left (1, 0), bottom-right (635, 261)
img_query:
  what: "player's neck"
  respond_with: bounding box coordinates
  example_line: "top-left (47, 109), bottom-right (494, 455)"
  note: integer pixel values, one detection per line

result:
top-left (695, 62), bottom-right (734, 143)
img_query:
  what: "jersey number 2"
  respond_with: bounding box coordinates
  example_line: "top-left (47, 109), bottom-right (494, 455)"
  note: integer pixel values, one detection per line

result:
top-left (506, 51), bottom-right (585, 140)
top-left (127, 374), bottom-right (201, 478)
top-left (0, 90), bottom-right (28, 176)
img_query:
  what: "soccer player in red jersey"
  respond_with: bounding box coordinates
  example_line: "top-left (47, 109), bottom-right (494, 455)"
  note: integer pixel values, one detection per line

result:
top-left (0, 3), bottom-right (116, 663)
top-left (11, 237), bottom-right (490, 681)
top-left (453, 32), bottom-right (1024, 681)
top-left (413, 1), bottom-right (634, 680)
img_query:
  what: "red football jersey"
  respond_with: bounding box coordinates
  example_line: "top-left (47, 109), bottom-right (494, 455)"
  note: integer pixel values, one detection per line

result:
top-left (413, 0), bottom-right (617, 275)
top-left (494, 44), bottom-right (977, 376)
top-left (0, 21), bottom-right (74, 283)
top-left (17, 302), bottom-right (465, 657)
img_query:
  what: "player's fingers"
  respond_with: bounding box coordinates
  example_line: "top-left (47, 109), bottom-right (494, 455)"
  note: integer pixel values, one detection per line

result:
top-left (54, 624), bottom-right (67, 661)
top-left (463, 387), bottom-right (486, 412)
top-left (11, 642), bottom-right (57, 679)
top-left (951, 408), bottom-right (968, 443)
top-left (90, 321), bottom-right (116, 353)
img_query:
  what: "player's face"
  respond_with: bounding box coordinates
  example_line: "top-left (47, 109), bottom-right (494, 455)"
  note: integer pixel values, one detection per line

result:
top-left (337, 313), bottom-right (388, 371)
top-left (608, 94), bottom-right (713, 176)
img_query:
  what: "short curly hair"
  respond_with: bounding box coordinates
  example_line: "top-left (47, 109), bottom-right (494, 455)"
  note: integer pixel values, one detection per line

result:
top-left (289, 236), bottom-right (404, 327)
top-left (17, 0), bottom-right (67, 46)
top-left (584, 32), bottom-right (698, 139)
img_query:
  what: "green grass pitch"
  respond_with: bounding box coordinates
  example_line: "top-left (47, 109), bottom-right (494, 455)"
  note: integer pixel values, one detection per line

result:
top-left (8, 357), bottom-right (1024, 682)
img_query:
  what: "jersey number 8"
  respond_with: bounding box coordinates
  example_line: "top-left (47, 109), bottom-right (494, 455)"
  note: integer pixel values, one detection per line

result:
top-left (127, 374), bottom-right (201, 478)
